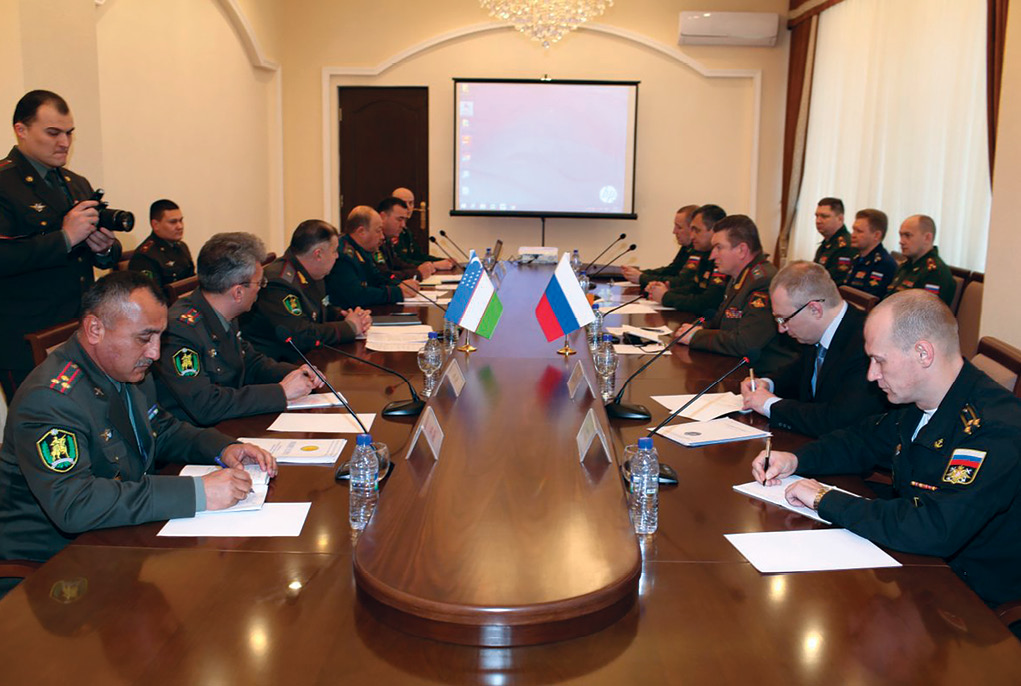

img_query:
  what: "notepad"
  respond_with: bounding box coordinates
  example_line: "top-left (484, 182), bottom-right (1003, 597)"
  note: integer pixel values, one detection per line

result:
top-left (178, 465), bottom-right (269, 513)
top-left (652, 392), bottom-right (744, 421)
top-left (267, 413), bottom-right (375, 434)
top-left (733, 476), bottom-right (862, 524)
top-left (236, 438), bottom-right (346, 464)
top-left (653, 418), bottom-right (770, 446)
top-left (724, 529), bottom-right (901, 573)
top-left (157, 503), bottom-right (312, 537)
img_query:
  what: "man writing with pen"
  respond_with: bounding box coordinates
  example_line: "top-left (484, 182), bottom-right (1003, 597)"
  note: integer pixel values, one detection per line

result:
top-left (156, 232), bottom-right (325, 426)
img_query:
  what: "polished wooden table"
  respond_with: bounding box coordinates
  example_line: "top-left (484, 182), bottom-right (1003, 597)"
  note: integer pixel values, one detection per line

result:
top-left (1, 263), bottom-right (1019, 683)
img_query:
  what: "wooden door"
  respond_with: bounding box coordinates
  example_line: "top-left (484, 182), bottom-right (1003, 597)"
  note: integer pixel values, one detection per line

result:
top-left (338, 87), bottom-right (429, 250)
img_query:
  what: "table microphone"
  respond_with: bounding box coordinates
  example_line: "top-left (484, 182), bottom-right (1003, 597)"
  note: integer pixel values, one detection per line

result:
top-left (584, 233), bottom-right (627, 272)
top-left (605, 317), bottom-right (705, 420)
top-left (647, 356), bottom-right (751, 436)
top-left (317, 342), bottom-right (425, 417)
top-left (278, 330), bottom-right (368, 432)
top-left (438, 230), bottom-right (471, 261)
top-left (599, 294), bottom-right (643, 315)
top-left (400, 279), bottom-right (448, 311)
top-left (588, 244), bottom-right (637, 278)
top-left (429, 236), bottom-right (464, 270)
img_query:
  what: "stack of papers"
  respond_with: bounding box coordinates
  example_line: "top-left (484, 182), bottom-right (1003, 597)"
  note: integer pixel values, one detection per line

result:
top-left (402, 294), bottom-right (451, 307)
top-left (237, 437), bottom-right (346, 464)
top-left (420, 274), bottom-right (462, 286)
top-left (652, 392), bottom-right (744, 421)
top-left (267, 413), bottom-right (375, 434)
top-left (725, 529), bottom-right (901, 573)
top-left (366, 325), bottom-right (432, 352)
top-left (653, 417), bottom-right (770, 446)
top-left (158, 503), bottom-right (312, 537)
top-left (287, 393), bottom-right (345, 410)
top-left (732, 475), bottom-right (862, 524)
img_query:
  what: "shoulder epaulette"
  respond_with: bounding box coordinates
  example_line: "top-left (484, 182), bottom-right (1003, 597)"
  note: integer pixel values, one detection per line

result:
top-left (279, 261), bottom-right (297, 284)
top-left (48, 361), bottom-right (82, 394)
top-left (750, 264), bottom-right (767, 281)
top-left (960, 404), bottom-right (981, 435)
top-left (0, 158), bottom-right (13, 171)
top-left (926, 257), bottom-right (938, 271)
top-left (139, 241), bottom-right (152, 253)
top-left (342, 242), bottom-right (357, 258)
top-left (178, 308), bottom-right (201, 325)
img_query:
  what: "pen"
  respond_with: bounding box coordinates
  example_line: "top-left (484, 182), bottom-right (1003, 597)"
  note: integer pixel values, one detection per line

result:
top-left (762, 436), bottom-right (771, 486)
top-left (749, 367), bottom-right (756, 392)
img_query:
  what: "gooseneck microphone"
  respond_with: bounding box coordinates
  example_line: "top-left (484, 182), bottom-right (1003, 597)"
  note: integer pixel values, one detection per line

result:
top-left (401, 280), bottom-right (448, 312)
top-left (318, 342), bottom-right (425, 417)
top-left (604, 317), bottom-right (705, 420)
top-left (438, 230), bottom-right (471, 261)
top-left (647, 356), bottom-right (751, 435)
top-left (599, 295), bottom-right (643, 315)
top-left (279, 331), bottom-right (368, 432)
top-left (584, 233), bottom-right (627, 272)
top-left (588, 244), bottom-right (637, 278)
top-left (429, 236), bottom-right (464, 271)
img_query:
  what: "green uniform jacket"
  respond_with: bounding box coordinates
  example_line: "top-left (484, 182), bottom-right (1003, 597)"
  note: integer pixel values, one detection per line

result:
top-left (0, 336), bottom-right (233, 563)
top-left (886, 247), bottom-right (955, 307)
top-left (661, 250), bottom-right (729, 316)
top-left (379, 237), bottom-right (419, 282)
top-left (798, 361), bottom-right (1021, 606)
top-left (324, 235), bottom-right (403, 309)
top-left (813, 226), bottom-right (857, 284)
top-left (395, 227), bottom-right (442, 264)
top-left (156, 290), bottom-right (296, 426)
top-left (241, 250), bottom-right (358, 363)
top-left (638, 244), bottom-right (691, 288)
top-left (0, 146), bottom-right (122, 375)
top-left (127, 232), bottom-right (195, 287)
top-left (689, 255), bottom-right (800, 376)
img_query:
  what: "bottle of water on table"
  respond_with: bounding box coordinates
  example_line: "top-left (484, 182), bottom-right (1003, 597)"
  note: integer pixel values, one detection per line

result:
top-left (570, 248), bottom-right (582, 274)
top-left (593, 333), bottom-right (618, 379)
top-left (630, 436), bottom-right (659, 534)
top-left (349, 433), bottom-right (379, 530)
top-left (587, 306), bottom-right (603, 350)
top-left (483, 247), bottom-right (495, 271)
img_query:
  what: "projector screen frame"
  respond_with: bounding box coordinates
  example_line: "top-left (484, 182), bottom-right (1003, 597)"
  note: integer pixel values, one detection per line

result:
top-left (449, 77), bottom-right (639, 220)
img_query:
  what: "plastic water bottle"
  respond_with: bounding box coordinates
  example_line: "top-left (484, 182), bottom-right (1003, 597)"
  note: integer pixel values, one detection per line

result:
top-left (577, 271), bottom-right (590, 295)
top-left (483, 247), bottom-right (495, 271)
top-left (587, 307), bottom-right (603, 350)
top-left (630, 437), bottom-right (659, 534)
top-left (443, 318), bottom-right (460, 351)
top-left (349, 433), bottom-right (379, 531)
top-left (417, 331), bottom-right (444, 375)
top-left (593, 333), bottom-right (618, 379)
top-left (570, 249), bottom-right (582, 274)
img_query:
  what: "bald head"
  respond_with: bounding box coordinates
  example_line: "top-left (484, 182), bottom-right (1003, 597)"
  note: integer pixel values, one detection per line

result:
top-left (392, 187), bottom-right (414, 209)
top-left (870, 290), bottom-right (959, 357)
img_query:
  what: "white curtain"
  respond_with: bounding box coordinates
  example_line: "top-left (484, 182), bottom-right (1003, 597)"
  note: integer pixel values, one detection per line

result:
top-left (790, 0), bottom-right (991, 272)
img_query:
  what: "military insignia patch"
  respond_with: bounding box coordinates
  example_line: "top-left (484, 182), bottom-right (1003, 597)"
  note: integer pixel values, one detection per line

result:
top-left (297, 272), bottom-right (308, 285)
top-left (724, 307), bottom-right (742, 319)
top-left (343, 243), bottom-right (357, 258)
top-left (283, 294), bottom-right (303, 316)
top-left (837, 256), bottom-right (851, 267)
top-left (142, 270), bottom-right (156, 281)
top-left (139, 242), bottom-right (152, 253)
top-left (837, 236), bottom-right (848, 247)
top-left (147, 404), bottom-right (158, 420)
top-left (941, 449), bottom-right (985, 485)
top-left (686, 255), bottom-right (700, 268)
top-left (711, 271), bottom-right (726, 285)
top-left (30, 202), bottom-right (46, 212)
top-left (173, 348), bottom-right (200, 376)
top-left (48, 362), bottom-right (81, 394)
top-left (749, 292), bottom-right (769, 309)
top-left (750, 265), bottom-right (766, 280)
top-left (37, 428), bottom-right (79, 473)
top-left (926, 258), bottom-right (937, 271)
top-left (870, 271), bottom-right (884, 280)
top-left (924, 283), bottom-right (940, 294)
top-left (960, 405), bottom-right (981, 434)
top-left (50, 578), bottom-right (88, 604)
top-left (178, 308), bottom-right (201, 325)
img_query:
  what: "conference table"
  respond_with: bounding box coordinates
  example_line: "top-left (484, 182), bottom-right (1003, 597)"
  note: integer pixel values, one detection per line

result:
top-left (0, 262), bottom-right (1018, 684)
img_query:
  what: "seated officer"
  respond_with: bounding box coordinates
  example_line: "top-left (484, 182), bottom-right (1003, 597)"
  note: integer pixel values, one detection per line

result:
top-left (377, 197), bottom-right (435, 281)
top-left (740, 261), bottom-right (887, 437)
top-left (0, 271), bottom-right (275, 588)
top-left (325, 206), bottom-right (417, 309)
top-left (241, 220), bottom-right (371, 363)
top-left (645, 204), bottom-right (729, 315)
top-left (621, 204), bottom-right (698, 287)
top-left (127, 199), bottom-right (195, 287)
top-left (754, 291), bottom-right (1021, 627)
top-left (886, 214), bottom-right (955, 306)
top-left (842, 208), bottom-right (897, 297)
top-left (391, 187), bottom-right (453, 269)
top-left (156, 233), bottom-right (323, 427)
top-left (675, 215), bottom-right (800, 375)
top-left (812, 197), bottom-right (857, 283)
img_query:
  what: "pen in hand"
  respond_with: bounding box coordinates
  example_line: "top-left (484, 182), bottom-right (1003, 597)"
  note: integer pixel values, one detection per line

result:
top-left (749, 367), bottom-right (756, 392)
top-left (762, 436), bottom-right (771, 486)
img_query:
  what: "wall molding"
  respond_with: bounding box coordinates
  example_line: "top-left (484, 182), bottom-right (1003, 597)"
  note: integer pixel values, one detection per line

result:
top-left (215, 0), bottom-right (279, 71)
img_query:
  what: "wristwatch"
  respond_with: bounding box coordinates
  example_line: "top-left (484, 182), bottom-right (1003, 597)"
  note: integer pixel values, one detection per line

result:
top-left (813, 487), bottom-right (830, 511)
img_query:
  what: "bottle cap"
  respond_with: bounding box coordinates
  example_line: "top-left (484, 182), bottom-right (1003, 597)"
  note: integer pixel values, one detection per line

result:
top-left (428, 331), bottom-right (439, 339)
top-left (602, 333), bottom-right (612, 342)
top-left (356, 433), bottom-right (373, 446)
top-left (579, 271), bottom-right (587, 277)
top-left (638, 437), bottom-right (653, 449)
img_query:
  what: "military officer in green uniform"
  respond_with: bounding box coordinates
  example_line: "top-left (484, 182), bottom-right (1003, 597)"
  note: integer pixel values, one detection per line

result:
top-left (127, 199), bottom-right (195, 287)
top-left (886, 214), bottom-right (955, 307)
top-left (0, 90), bottom-right (122, 399)
top-left (325, 206), bottom-right (417, 309)
top-left (842, 208), bottom-right (898, 297)
top-left (0, 272), bottom-right (275, 588)
top-left (621, 204), bottom-right (698, 287)
top-left (377, 196), bottom-right (435, 281)
top-left (755, 291), bottom-right (1021, 632)
top-left (676, 215), bottom-right (800, 375)
top-left (157, 233), bottom-right (324, 426)
top-left (392, 187), bottom-right (453, 269)
top-left (812, 197), bottom-right (857, 284)
top-left (241, 220), bottom-right (371, 363)
top-left (646, 204), bottom-right (729, 315)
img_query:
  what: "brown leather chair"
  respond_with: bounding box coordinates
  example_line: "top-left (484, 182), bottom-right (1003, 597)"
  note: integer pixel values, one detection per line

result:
top-left (116, 249), bottom-right (136, 272)
top-left (838, 285), bottom-right (880, 314)
top-left (25, 319), bottom-right (80, 366)
top-left (948, 266), bottom-right (970, 315)
top-left (262, 251), bottom-right (276, 266)
top-left (971, 336), bottom-right (1021, 398)
top-left (164, 275), bottom-right (199, 306)
top-left (956, 274), bottom-right (983, 359)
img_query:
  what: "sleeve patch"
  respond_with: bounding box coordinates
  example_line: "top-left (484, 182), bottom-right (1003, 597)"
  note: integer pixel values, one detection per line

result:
top-left (37, 428), bottom-right (79, 472)
top-left (173, 348), bottom-right (201, 376)
top-left (942, 449), bottom-right (985, 485)
top-left (283, 294), bottom-right (303, 316)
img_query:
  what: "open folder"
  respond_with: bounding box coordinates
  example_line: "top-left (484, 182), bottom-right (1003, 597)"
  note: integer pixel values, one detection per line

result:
top-left (652, 418), bottom-right (770, 447)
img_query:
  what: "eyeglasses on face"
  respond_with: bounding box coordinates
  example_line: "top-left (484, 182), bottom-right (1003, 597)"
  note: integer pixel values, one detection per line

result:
top-left (774, 298), bottom-right (824, 327)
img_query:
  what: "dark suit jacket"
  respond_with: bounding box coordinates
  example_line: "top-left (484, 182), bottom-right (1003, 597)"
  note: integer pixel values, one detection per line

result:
top-left (768, 305), bottom-right (888, 437)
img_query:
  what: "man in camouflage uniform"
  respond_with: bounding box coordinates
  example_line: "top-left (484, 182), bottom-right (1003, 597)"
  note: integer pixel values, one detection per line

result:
top-left (676, 215), bottom-right (800, 376)
top-left (325, 206), bottom-right (417, 309)
top-left (621, 204), bottom-right (698, 287)
top-left (127, 199), bottom-right (195, 287)
top-left (645, 204), bottom-right (729, 315)
top-left (886, 214), bottom-right (955, 307)
top-left (812, 197), bottom-right (857, 284)
top-left (842, 208), bottom-right (898, 297)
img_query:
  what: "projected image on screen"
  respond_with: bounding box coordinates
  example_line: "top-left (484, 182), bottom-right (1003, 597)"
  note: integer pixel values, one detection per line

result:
top-left (452, 79), bottom-right (638, 218)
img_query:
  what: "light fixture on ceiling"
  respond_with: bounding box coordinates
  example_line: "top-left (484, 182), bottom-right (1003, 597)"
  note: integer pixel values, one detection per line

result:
top-left (480, 1), bottom-right (614, 49)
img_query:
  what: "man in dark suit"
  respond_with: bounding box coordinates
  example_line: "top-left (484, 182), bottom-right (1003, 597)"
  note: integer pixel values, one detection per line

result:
top-left (740, 261), bottom-right (887, 437)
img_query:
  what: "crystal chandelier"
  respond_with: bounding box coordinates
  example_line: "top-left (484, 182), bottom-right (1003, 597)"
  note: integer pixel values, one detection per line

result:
top-left (480, 1), bottom-right (613, 49)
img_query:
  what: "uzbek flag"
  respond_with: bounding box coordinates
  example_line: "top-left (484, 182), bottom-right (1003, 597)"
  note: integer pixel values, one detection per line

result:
top-left (535, 252), bottom-right (596, 342)
top-left (445, 255), bottom-right (503, 339)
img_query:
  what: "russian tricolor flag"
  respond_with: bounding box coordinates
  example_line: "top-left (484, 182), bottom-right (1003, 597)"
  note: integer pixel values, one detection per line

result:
top-left (445, 255), bottom-right (503, 339)
top-left (535, 252), bottom-right (596, 342)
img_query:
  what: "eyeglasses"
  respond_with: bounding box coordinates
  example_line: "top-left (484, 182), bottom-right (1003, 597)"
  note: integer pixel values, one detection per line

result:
top-left (774, 298), bottom-right (824, 327)
top-left (239, 277), bottom-right (268, 289)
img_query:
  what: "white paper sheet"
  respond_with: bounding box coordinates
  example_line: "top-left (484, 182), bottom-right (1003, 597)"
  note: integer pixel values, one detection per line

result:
top-left (179, 464), bottom-right (270, 486)
top-left (614, 343), bottom-right (666, 355)
top-left (596, 303), bottom-right (656, 315)
top-left (235, 438), bottom-right (346, 464)
top-left (653, 418), bottom-right (770, 446)
top-left (402, 297), bottom-right (451, 307)
top-left (732, 476), bottom-right (863, 524)
top-left (420, 274), bottom-right (462, 286)
top-left (605, 325), bottom-right (670, 343)
top-left (724, 529), bottom-right (901, 574)
top-left (158, 502), bottom-right (312, 537)
top-left (365, 339), bottom-right (430, 353)
top-left (652, 392), bottom-right (744, 421)
top-left (286, 393), bottom-right (346, 410)
top-left (267, 413), bottom-right (375, 434)
top-left (178, 465), bottom-right (269, 513)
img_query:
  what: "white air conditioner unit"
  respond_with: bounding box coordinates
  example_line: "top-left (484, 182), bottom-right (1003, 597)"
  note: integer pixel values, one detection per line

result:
top-left (678, 11), bottom-right (780, 47)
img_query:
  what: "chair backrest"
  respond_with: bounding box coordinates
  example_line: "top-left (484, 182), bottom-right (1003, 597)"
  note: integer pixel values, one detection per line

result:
top-left (890, 250), bottom-right (907, 266)
top-left (971, 337), bottom-right (1021, 398)
top-left (116, 249), bottom-right (136, 271)
top-left (838, 285), bottom-right (880, 314)
top-left (25, 319), bottom-right (80, 366)
top-left (165, 275), bottom-right (199, 306)
top-left (956, 278), bottom-right (983, 358)
top-left (262, 251), bottom-right (276, 266)
top-left (949, 274), bottom-right (966, 315)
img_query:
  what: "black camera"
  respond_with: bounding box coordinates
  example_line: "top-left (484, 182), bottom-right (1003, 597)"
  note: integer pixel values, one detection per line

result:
top-left (89, 188), bottom-right (135, 232)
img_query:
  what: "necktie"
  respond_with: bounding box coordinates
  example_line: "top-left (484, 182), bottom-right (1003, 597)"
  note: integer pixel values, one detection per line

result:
top-left (46, 169), bottom-right (73, 205)
top-left (120, 385), bottom-right (148, 460)
top-left (811, 344), bottom-right (827, 397)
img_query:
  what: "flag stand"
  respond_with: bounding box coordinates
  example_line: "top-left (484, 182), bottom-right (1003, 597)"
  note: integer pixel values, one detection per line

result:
top-left (457, 332), bottom-right (477, 354)
top-left (557, 336), bottom-right (576, 357)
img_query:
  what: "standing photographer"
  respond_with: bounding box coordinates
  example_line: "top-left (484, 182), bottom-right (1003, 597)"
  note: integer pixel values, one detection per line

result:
top-left (0, 90), bottom-right (122, 398)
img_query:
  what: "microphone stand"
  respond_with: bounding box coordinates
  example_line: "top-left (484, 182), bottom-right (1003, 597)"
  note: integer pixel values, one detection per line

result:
top-left (429, 236), bottom-right (464, 272)
top-left (605, 317), bottom-right (705, 420)
top-left (318, 343), bottom-right (425, 417)
top-left (647, 356), bottom-right (751, 435)
top-left (281, 335), bottom-right (368, 432)
top-left (588, 245), bottom-right (637, 278)
top-left (438, 230), bottom-right (471, 261)
top-left (402, 281), bottom-right (448, 311)
top-left (599, 295), bottom-right (643, 316)
top-left (583, 234), bottom-right (626, 272)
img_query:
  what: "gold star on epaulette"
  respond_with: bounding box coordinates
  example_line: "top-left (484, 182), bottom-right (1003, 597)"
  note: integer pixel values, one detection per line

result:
top-left (48, 362), bottom-right (81, 394)
top-left (926, 258), bottom-right (937, 271)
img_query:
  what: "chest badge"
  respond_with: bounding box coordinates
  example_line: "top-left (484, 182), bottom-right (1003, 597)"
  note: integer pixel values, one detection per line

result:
top-left (30, 203), bottom-right (46, 213)
top-left (941, 448), bottom-right (986, 486)
top-left (101, 428), bottom-right (113, 442)
top-left (933, 438), bottom-right (944, 449)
